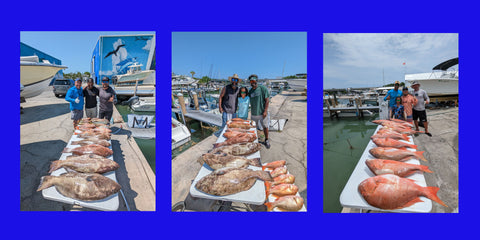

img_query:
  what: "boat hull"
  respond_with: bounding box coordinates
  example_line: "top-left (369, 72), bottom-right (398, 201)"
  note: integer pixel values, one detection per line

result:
top-left (20, 77), bottom-right (53, 98)
top-left (116, 70), bottom-right (154, 84)
top-left (172, 118), bottom-right (191, 150)
top-left (405, 78), bottom-right (458, 97)
top-left (20, 60), bottom-right (67, 98)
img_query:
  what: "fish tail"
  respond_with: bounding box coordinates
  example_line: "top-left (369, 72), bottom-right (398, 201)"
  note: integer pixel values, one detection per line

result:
top-left (257, 171), bottom-right (273, 181)
top-left (265, 202), bottom-right (275, 211)
top-left (62, 147), bottom-right (71, 153)
top-left (37, 176), bottom-right (55, 191)
top-left (401, 134), bottom-right (409, 141)
top-left (407, 143), bottom-right (418, 149)
top-left (420, 165), bottom-right (433, 173)
top-left (416, 151), bottom-right (427, 162)
top-left (212, 143), bottom-right (223, 148)
top-left (424, 186), bottom-right (448, 207)
top-left (48, 160), bottom-right (63, 173)
top-left (249, 158), bottom-right (262, 167)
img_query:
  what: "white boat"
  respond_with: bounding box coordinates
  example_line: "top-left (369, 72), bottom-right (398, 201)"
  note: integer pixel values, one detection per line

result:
top-left (287, 78), bottom-right (307, 91)
top-left (130, 97), bottom-right (155, 112)
top-left (115, 63), bottom-right (154, 85)
top-left (172, 75), bottom-right (197, 87)
top-left (172, 117), bottom-right (191, 150)
top-left (405, 57), bottom-right (458, 97)
top-left (20, 56), bottom-right (67, 98)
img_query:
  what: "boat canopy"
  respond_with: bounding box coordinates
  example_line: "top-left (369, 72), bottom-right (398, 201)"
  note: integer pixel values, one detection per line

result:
top-left (432, 57), bottom-right (458, 71)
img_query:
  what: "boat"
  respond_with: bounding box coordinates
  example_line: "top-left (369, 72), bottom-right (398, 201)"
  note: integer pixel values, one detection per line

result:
top-left (130, 96), bottom-right (155, 112)
top-left (20, 56), bottom-right (67, 98)
top-left (287, 78), bottom-right (307, 91)
top-left (172, 75), bottom-right (197, 87)
top-left (172, 117), bottom-right (191, 150)
top-left (115, 63), bottom-right (154, 85)
top-left (404, 57), bottom-right (458, 97)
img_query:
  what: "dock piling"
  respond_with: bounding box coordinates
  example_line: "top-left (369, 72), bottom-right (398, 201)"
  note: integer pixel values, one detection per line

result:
top-left (192, 92), bottom-right (199, 110)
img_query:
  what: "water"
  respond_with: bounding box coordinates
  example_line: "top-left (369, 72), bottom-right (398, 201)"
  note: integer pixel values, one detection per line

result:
top-left (323, 114), bottom-right (378, 213)
top-left (171, 115), bottom-right (219, 159)
top-left (115, 104), bottom-right (156, 173)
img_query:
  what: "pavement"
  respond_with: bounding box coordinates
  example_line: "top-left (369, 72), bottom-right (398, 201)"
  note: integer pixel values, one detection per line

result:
top-left (171, 90), bottom-right (307, 211)
top-left (20, 86), bottom-right (156, 211)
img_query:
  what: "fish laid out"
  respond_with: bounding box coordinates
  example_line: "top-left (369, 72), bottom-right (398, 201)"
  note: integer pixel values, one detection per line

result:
top-left (37, 172), bottom-right (121, 201)
top-left (271, 174), bottom-right (295, 185)
top-left (270, 167), bottom-right (287, 178)
top-left (371, 132), bottom-right (409, 141)
top-left (365, 159), bottom-right (433, 177)
top-left (63, 144), bottom-right (113, 157)
top-left (265, 195), bottom-right (304, 211)
top-left (358, 174), bottom-right (447, 209)
top-left (265, 183), bottom-right (298, 197)
top-left (382, 126), bottom-right (424, 135)
top-left (213, 133), bottom-right (257, 148)
top-left (369, 147), bottom-right (427, 162)
top-left (200, 153), bottom-right (261, 170)
top-left (372, 120), bottom-right (413, 129)
top-left (76, 132), bottom-right (111, 140)
top-left (223, 131), bottom-right (256, 139)
top-left (76, 127), bottom-right (111, 134)
top-left (49, 156), bottom-right (119, 174)
top-left (226, 128), bottom-right (256, 133)
top-left (227, 122), bottom-right (254, 129)
top-left (71, 139), bottom-right (111, 147)
top-left (262, 160), bottom-right (286, 170)
top-left (372, 138), bottom-right (417, 149)
top-left (209, 142), bottom-right (262, 156)
top-left (195, 168), bottom-right (273, 196)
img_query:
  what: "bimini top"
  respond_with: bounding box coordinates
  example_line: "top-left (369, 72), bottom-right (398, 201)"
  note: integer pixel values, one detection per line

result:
top-left (432, 57), bottom-right (458, 71)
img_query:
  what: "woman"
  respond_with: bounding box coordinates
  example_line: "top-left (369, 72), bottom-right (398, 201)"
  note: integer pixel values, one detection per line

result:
top-left (237, 87), bottom-right (250, 120)
top-left (390, 96), bottom-right (405, 120)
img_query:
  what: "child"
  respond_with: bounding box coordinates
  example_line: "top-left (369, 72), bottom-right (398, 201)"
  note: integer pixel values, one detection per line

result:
top-left (390, 96), bottom-right (405, 120)
top-left (237, 87), bottom-right (250, 120)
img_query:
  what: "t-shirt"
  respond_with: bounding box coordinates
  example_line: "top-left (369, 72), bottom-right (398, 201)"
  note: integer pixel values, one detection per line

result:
top-left (412, 89), bottom-right (430, 111)
top-left (99, 86), bottom-right (116, 112)
top-left (249, 85), bottom-right (270, 116)
top-left (384, 89), bottom-right (403, 108)
top-left (392, 104), bottom-right (405, 120)
top-left (83, 86), bottom-right (99, 109)
top-left (401, 94), bottom-right (418, 116)
top-left (220, 84), bottom-right (240, 114)
top-left (65, 86), bottom-right (84, 111)
top-left (237, 96), bottom-right (250, 120)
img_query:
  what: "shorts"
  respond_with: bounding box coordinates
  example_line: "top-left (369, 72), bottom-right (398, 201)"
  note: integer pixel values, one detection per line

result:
top-left (99, 110), bottom-right (113, 122)
top-left (251, 112), bottom-right (270, 131)
top-left (412, 109), bottom-right (427, 122)
top-left (71, 109), bottom-right (83, 121)
top-left (85, 106), bottom-right (97, 118)
top-left (221, 112), bottom-right (237, 130)
top-left (406, 115), bottom-right (413, 123)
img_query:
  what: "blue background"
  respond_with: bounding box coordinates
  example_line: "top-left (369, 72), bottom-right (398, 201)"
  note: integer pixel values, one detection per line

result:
top-left (5, 0), bottom-right (475, 239)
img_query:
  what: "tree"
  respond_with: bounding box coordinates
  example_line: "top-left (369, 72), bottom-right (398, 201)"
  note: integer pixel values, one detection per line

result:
top-left (190, 71), bottom-right (196, 79)
top-left (199, 76), bottom-right (211, 84)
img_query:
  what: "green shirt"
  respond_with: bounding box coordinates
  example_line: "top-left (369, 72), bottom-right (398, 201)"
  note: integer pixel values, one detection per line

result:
top-left (248, 85), bottom-right (270, 116)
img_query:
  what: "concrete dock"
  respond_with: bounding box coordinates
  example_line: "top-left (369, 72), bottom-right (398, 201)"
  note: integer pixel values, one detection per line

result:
top-left (20, 87), bottom-right (156, 211)
top-left (342, 107), bottom-right (458, 213)
top-left (171, 90), bottom-right (307, 211)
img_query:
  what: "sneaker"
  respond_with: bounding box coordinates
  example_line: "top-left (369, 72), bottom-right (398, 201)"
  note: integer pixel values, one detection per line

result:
top-left (265, 139), bottom-right (271, 149)
top-left (425, 132), bottom-right (432, 137)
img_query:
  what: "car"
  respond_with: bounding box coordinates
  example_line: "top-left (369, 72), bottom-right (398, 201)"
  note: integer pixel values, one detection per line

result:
top-left (52, 79), bottom-right (74, 97)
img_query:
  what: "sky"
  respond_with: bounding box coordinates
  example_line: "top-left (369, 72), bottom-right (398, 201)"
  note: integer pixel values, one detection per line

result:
top-left (172, 32), bottom-right (307, 80)
top-left (20, 31), bottom-right (155, 73)
top-left (323, 33), bottom-right (458, 89)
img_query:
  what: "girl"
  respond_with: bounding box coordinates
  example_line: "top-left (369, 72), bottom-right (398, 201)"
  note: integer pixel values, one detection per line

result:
top-left (237, 87), bottom-right (250, 120)
top-left (390, 96), bottom-right (405, 120)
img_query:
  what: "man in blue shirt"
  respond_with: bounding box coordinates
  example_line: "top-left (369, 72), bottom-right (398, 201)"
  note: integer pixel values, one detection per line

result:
top-left (384, 81), bottom-right (402, 119)
top-left (65, 79), bottom-right (85, 129)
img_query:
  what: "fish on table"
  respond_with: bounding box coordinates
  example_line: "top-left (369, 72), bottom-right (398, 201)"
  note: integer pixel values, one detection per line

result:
top-left (265, 183), bottom-right (298, 197)
top-left (76, 126), bottom-right (112, 134)
top-left (213, 133), bottom-right (257, 148)
top-left (271, 174), bottom-right (295, 186)
top-left (63, 144), bottom-right (113, 157)
top-left (76, 132), bottom-right (111, 140)
top-left (358, 174), bottom-right (447, 210)
top-left (195, 167), bottom-right (273, 196)
top-left (265, 195), bottom-right (304, 211)
top-left (199, 153), bottom-right (261, 170)
top-left (223, 131), bottom-right (256, 139)
top-left (262, 160), bottom-right (286, 170)
top-left (209, 142), bottom-right (262, 156)
top-left (365, 159), bottom-right (433, 177)
top-left (71, 139), bottom-right (111, 147)
top-left (369, 147), bottom-right (427, 162)
top-left (371, 131), bottom-right (409, 141)
top-left (37, 172), bottom-right (121, 201)
top-left (372, 138), bottom-right (417, 149)
top-left (49, 155), bottom-right (119, 174)
top-left (226, 128), bottom-right (256, 133)
top-left (269, 166), bottom-right (287, 178)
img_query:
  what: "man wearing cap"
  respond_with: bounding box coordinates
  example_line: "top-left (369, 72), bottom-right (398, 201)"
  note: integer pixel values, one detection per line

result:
top-left (219, 74), bottom-right (241, 129)
top-left (384, 81), bottom-right (403, 119)
top-left (83, 78), bottom-right (99, 118)
top-left (248, 74), bottom-right (271, 149)
top-left (401, 86), bottom-right (418, 123)
top-left (65, 79), bottom-right (84, 129)
top-left (98, 77), bottom-right (116, 122)
top-left (411, 81), bottom-right (432, 137)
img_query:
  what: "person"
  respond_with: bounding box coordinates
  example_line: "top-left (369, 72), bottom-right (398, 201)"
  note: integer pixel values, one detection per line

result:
top-left (248, 74), bottom-right (271, 149)
top-left (83, 78), bottom-right (99, 118)
top-left (384, 81), bottom-right (403, 119)
top-left (65, 79), bottom-right (85, 129)
top-left (219, 74), bottom-right (240, 129)
top-left (390, 96), bottom-right (405, 120)
top-left (237, 87), bottom-right (250, 120)
top-left (411, 81), bottom-right (432, 137)
top-left (98, 77), bottom-right (116, 122)
top-left (401, 86), bottom-right (418, 123)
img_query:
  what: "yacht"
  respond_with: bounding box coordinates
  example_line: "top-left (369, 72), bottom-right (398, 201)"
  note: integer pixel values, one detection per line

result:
top-left (20, 56), bottom-right (67, 98)
top-left (115, 63), bottom-right (154, 85)
top-left (172, 117), bottom-right (191, 150)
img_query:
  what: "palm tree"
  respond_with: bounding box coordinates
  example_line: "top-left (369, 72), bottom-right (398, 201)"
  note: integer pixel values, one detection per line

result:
top-left (190, 71), bottom-right (196, 79)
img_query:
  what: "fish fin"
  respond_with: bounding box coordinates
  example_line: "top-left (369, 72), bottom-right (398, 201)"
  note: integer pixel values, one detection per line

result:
top-left (64, 167), bottom-right (77, 173)
top-left (420, 165), bottom-right (433, 173)
top-left (264, 202), bottom-right (274, 212)
top-left (62, 147), bottom-right (71, 153)
top-left (36, 176), bottom-right (54, 191)
top-left (399, 197), bottom-right (424, 209)
top-left (401, 134), bottom-right (409, 141)
top-left (415, 151), bottom-right (427, 162)
top-left (399, 147), bottom-right (408, 151)
top-left (212, 143), bottom-right (222, 148)
top-left (48, 160), bottom-right (61, 173)
top-left (249, 158), bottom-right (262, 167)
top-left (265, 181), bottom-right (272, 193)
top-left (424, 187), bottom-right (448, 207)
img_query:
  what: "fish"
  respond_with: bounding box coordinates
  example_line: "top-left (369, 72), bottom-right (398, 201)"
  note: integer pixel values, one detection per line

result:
top-left (382, 126), bottom-right (423, 135)
top-left (195, 168), bottom-right (273, 196)
top-left (213, 133), bottom-right (257, 148)
top-left (270, 167), bottom-right (288, 178)
top-left (365, 159), bottom-right (433, 177)
top-left (265, 195), bottom-right (304, 211)
top-left (226, 128), bottom-right (256, 133)
top-left (49, 156), bottom-right (119, 174)
top-left (373, 120), bottom-right (412, 128)
top-left (209, 142), bottom-right (262, 156)
top-left (369, 147), bottom-right (427, 162)
top-left (76, 123), bottom-right (97, 130)
top-left (372, 138), bottom-right (417, 149)
top-left (199, 153), bottom-right (261, 170)
top-left (358, 174), bottom-right (447, 209)
top-left (371, 131), bottom-right (409, 141)
top-left (265, 183), bottom-right (298, 197)
top-left (272, 174), bottom-right (295, 185)
top-left (37, 172), bottom-right (121, 201)
top-left (227, 122), bottom-right (253, 129)
top-left (71, 139), bottom-right (111, 147)
top-left (223, 131), bottom-right (256, 139)
top-left (262, 160), bottom-right (286, 170)
top-left (65, 154), bottom-right (109, 161)
top-left (390, 118), bottom-right (415, 127)
top-left (62, 144), bottom-right (113, 157)
top-left (76, 132), bottom-right (111, 140)
top-left (77, 126), bottom-right (112, 134)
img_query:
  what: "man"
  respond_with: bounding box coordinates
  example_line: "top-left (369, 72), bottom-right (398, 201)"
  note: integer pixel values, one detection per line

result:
top-left (411, 81), bottom-right (432, 137)
top-left (384, 81), bottom-right (402, 119)
top-left (83, 78), bottom-right (99, 118)
top-left (219, 73), bottom-right (240, 129)
top-left (248, 74), bottom-right (271, 149)
top-left (98, 77), bottom-right (116, 122)
top-left (401, 86), bottom-right (418, 123)
top-left (65, 79), bottom-right (84, 129)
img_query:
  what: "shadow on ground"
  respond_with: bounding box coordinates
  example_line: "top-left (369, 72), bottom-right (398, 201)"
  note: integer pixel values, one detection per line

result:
top-left (21, 103), bottom-right (70, 125)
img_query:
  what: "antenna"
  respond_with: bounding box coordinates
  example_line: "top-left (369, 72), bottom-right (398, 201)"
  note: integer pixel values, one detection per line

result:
top-left (282, 60), bottom-right (286, 78)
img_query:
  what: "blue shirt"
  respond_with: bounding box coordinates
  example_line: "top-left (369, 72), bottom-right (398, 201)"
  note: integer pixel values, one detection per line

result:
top-left (237, 96), bottom-right (250, 120)
top-left (392, 104), bottom-right (405, 120)
top-left (384, 89), bottom-right (402, 108)
top-left (65, 86), bottom-right (84, 111)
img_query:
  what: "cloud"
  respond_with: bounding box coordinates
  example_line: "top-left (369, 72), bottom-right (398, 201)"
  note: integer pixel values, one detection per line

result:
top-left (142, 39), bottom-right (152, 51)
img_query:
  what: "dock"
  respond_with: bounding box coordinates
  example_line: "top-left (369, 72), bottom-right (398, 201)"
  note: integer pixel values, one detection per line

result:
top-left (20, 87), bottom-right (156, 211)
top-left (172, 108), bottom-right (222, 127)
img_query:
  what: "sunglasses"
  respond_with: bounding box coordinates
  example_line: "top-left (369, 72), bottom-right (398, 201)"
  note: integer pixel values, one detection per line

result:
top-left (396, 100), bottom-right (401, 102)
top-left (231, 78), bottom-right (238, 82)
top-left (241, 91), bottom-right (247, 93)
